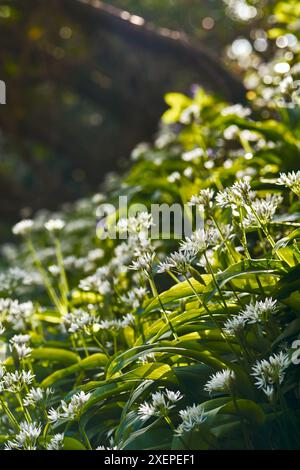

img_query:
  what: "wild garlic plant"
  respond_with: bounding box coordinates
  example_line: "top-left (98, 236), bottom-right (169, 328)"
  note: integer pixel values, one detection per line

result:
top-left (1, 31), bottom-right (300, 448)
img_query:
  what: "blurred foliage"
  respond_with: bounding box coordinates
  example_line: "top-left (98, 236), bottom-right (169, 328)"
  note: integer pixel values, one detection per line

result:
top-left (0, 0), bottom-right (274, 237)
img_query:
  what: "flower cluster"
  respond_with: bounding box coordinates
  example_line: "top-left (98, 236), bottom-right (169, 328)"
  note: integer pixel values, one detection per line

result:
top-left (138, 389), bottom-right (183, 421)
top-left (224, 298), bottom-right (278, 335)
top-left (48, 391), bottom-right (91, 422)
top-left (277, 171), bottom-right (300, 197)
top-left (216, 178), bottom-right (255, 209)
top-left (0, 369), bottom-right (35, 393)
top-left (5, 422), bottom-right (42, 450)
top-left (204, 369), bottom-right (235, 395)
top-left (63, 309), bottom-right (95, 334)
top-left (175, 404), bottom-right (206, 436)
top-left (251, 352), bottom-right (290, 398)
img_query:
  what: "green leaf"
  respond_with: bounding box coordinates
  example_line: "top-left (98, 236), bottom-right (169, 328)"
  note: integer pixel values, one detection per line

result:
top-left (110, 363), bottom-right (175, 382)
top-left (31, 348), bottom-right (79, 365)
top-left (63, 437), bottom-right (87, 450)
top-left (145, 276), bottom-right (211, 313)
top-left (218, 399), bottom-right (265, 426)
top-left (41, 353), bottom-right (107, 387)
top-left (272, 264), bottom-right (300, 300)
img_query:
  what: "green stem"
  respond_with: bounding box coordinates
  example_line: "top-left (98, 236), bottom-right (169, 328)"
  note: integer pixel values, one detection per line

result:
top-left (54, 237), bottom-right (69, 308)
top-left (112, 332), bottom-right (118, 354)
top-left (203, 252), bottom-right (228, 313)
top-left (238, 208), bottom-right (265, 295)
top-left (92, 334), bottom-right (110, 358)
top-left (0, 397), bottom-right (20, 430)
top-left (164, 415), bottom-right (190, 451)
top-left (79, 420), bottom-right (92, 450)
top-left (167, 269), bottom-right (181, 284)
top-left (26, 238), bottom-right (65, 314)
top-left (80, 333), bottom-right (90, 358)
top-left (231, 391), bottom-right (253, 450)
top-left (211, 214), bottom-right (239, 263)
top-left (149, 275), bottom-right (178, 341)
top-left (184, 275), bottom-right (240, 360)
top-left (17, 393), bottom-right (31, 423)
top-left (43, 421), bottom-right (51, 446)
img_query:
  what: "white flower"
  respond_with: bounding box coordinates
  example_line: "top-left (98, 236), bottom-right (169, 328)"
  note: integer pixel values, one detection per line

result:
top-left (46, 433), bottom-right (64, 450)
top-left (0, 364), bottom-right (6, 380)
top-left (216, 188), bottom-right (238, 209)
top-left (119, 313), bottom-right (135, 328)
top-left (130, 252), bottom-right (155, 276)
top-left (79, 267), bottom-right (111, 295)
top-left (95, 313), bottom-right (135, 332)
top-left (64, 218), bottom-right (94, 234)
top-left (165, 389), bottom-right (183, 403)
top-left (87, 248), bottom-right (104, 262)
top-left (180, 227), bottom-right (220, 255)
top-left (20, 421), bottom-right (41, 440)
top-left (0, 269), bottom-right (40, 293)
top-left (24, 387), bottom-right (53, 407)
top-left (14, 344), bottom-right (32, 359)
top-left (121, 287), bottom-right (148, 309)
top-left (241, 298), bottom-right (278, 324)
top-left (96, 445), bottom-right (118, 450)
top-left (60, 391), bottom-right (91, 420)
top-left (0, 321), bottom-right (5, 335)
top-left (9, 333), bottom-right (31, 345)
top-left (63, 309), bottom-right (95, 334)
top-left (182, 148), bottom-right (203, 162)
top-left (5, 421), bottom-right (41, 450)
top-left (2, 299), bottom-right (35, 331)
top-left (167, 172), bottom-right (181, 183)
top-left (175, 404), bottom-right (206, 436)
top-left (8, 334), bottom-right (32, 360)
top-left (221, 104), bottom-right (251, 118)
top-left (251, 352), bottom-right (290, 395)
top-left (151, 390), bottom-right (168, 408)
top-left (157, 248), bottom-right (197, 274)
top-left (48, 265), bottom-right (60, 276)
top-left (216, 178), bottom-right (255, 209)
top-left (180, 104), bottom-right (200, 124)
top-left (264, 385), bottom-right (275, 401)
top-left (138, 402), bottom-right (156, 421)
top-left (277, 171), bottom-right (300, 197)
top-left (223, 315), bottom-right (247, 335)
top-left (244, 194), bottom-right (283, 228)
top-left (183, 167), bottom-right (193, 178)
top-left (47, 408), bottom-right (61, 423)
top-left (2, 370), bottom-right (35, 392)
top-left (45, 218), bottom-right (65, 233)
top-left (204, 369), bottom-right (235, 395)
top-left (280, 75), bottom-right (294, 94)
top-left (117, 212), bottom-right (153, 235)
top-left (12, 219), bottom-right (34, 236)
top-left (138, 389), bottom-right (183, 421)
top-left (138, 352), bottom-right (156, 364)
top-left (189, 189), bottom-right (215, 209)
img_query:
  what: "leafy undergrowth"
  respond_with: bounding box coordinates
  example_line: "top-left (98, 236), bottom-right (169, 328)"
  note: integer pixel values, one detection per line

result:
top-left (1, 5), bottom-right (300, 450)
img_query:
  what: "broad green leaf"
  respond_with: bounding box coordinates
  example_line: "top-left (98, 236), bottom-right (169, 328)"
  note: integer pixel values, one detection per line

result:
top-left (31, 348), bottom-right (79, 365)
top-left (272, 264), bottom-right (300, 300)
top-left (41, 353), bottom-right (107, 387)
top-left (63, 437), bottom-right (87, 450)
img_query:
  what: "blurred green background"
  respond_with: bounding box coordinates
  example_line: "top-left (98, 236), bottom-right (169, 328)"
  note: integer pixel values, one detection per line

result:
top-left (0, 0), bottom-right (271, 238)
